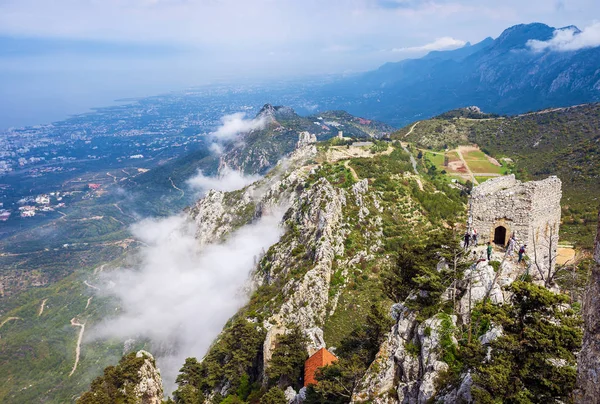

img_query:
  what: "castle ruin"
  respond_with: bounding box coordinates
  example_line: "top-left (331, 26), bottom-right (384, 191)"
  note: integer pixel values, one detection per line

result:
top-left (468, 174), bottom-right (562, 274)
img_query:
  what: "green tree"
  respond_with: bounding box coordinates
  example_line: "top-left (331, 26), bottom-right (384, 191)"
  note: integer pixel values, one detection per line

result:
top-left (338, 303), bottom-right (393, 365)
top-left (472, 281), bottom-right (582, 403)
top-left (173, 358), bottom-right (203, 403)
top-left (305, 304), bottom-right (393, 404)
top-left (77, 352), bottom-right (154, 404)
top-left (382, 232), bottom-right (455, 312)
top-left (304, 358), bottom-right (364, 404)
top-left (173, 318), bottom-right (265, 402)
top-left (266, 326), bottom-right (309, 389)
top-left (261, 387), bottom-right (287, 404)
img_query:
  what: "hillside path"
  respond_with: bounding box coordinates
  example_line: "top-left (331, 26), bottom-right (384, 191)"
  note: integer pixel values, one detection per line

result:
top-left (404, 121), bottom-right (420, 138)
top-left (399, 143), bottom-right (424, 191)
top-left (400, 143), bottom-right (419, 175)
top-left (169, 177), bottom-right (185, 198)
top-left (84, 280), bottom-right (100, 291)
top-left (38, 299), bottom-right (48, 316)
top-left (69, 318), bottom-right (85, 377)
top-left (0, 316), bottom-right (21, 328)
top-left (344, 160), bottom-right (359, 181)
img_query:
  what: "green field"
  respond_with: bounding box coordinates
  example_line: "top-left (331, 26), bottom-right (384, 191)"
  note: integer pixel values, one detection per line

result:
top-left (462, 150), bottom-right (506, 174)
top-left (424, 151), bottom-right (445, 169)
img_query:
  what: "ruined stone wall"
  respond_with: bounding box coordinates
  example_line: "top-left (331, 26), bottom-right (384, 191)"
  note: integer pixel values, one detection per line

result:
top-left (469, 175), bottom-right (562, 276)
top-left (469, 175), bottom-right (532, 246)
top-left (470, 174), bottom-right (518, 198)
top-left (527, 176), bottom-right (562, 273)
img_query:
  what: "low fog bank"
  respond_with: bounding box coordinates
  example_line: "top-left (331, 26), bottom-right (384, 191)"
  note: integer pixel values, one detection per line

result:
top-left (92, 202), bottom-right (285, 393)
top-left (187, 166), bottom-right (262, 194)
top-left (89, 110), bottom-right (283, 394)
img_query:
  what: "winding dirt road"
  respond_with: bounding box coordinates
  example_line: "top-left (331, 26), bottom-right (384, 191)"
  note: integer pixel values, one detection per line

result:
top-left (84, 280), bottom-right (100, 291)
top-left (169, 177), bottom-right (185, 198)
top-left (69, 318), bottom-right (85, 377)
top-left (38, 299), bottom-right (48, 316)
top-left (344, 160), bottom-right (359, 181)
top-left (404, 121), bottom-right (420, 138)
top-left (0, 316), bottom-right (21, 328)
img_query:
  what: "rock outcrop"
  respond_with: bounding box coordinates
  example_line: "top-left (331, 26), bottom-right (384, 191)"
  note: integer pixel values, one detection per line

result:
top-left (188, 143), bottom-right (318, 246)
top-left (575, 210), bottom-right (600, 403)
top-left (77, 350), bottom-right (163, 404)
top-left (131, 351), bottom-right (164, 404)
top-left (353, 305), bottom-right (460, 404)
top-left (297, 131), bottom-right (317, 148)
top-left (262, 176), bottom-right (348, 359)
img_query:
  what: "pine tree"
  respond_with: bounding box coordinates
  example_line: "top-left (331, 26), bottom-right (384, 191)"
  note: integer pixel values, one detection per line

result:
top-left (261, 387), bottom-right (287, 404)
top-left (472, 281), bottom-right (582, 403)
top-left (266, 326), bottom-right (309, 389)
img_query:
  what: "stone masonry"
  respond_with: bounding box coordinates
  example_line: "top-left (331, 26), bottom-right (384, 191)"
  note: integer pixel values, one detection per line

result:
top-left (468, 174), bottom-right (562, 275)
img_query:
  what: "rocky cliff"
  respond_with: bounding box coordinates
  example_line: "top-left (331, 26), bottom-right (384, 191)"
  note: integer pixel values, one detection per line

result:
top-left (575, 210), bottom-right (600, 403)
top-left (78, 350), bottom-right (163, 404)
top-left (172, 131), bottom-right (478, 402)
top-left (81, 115), bottom-right (585, 403)
top-left (177, 144), bottom-right (583, 403)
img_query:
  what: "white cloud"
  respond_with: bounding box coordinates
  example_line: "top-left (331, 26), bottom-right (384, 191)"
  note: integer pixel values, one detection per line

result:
top-left (392, 36), bottom-right (467, 53)
top-left (211, 112), bottom-right (267, 141)
top-left (186, 166), bottom-right (262, 194)
top-left (0, 0), bottom-right (598, 91)
top-left (91, 208), bottom-right (285, 393)
top-left (527, 22), bottom-right (600, 52)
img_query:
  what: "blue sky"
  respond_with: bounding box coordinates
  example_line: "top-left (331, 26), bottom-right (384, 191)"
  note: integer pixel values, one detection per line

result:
top-left (0, 0), bottom-right (599, 127)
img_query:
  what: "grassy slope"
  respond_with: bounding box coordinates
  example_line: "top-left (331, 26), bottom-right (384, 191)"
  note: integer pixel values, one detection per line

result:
top-left (395, 104), bottom-right (600, 248)
top-left (0, 270), bottom-right (127, 403)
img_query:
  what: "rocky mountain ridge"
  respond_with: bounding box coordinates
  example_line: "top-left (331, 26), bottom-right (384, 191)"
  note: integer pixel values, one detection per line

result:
top-left (217, 104), bottom-right (395, 175)
top-left (178, 123), bottom-right (585, 403)
top-left (76, 106), bottom-right (586, 404)
top-left (315, 23), bottom-right (600, 126)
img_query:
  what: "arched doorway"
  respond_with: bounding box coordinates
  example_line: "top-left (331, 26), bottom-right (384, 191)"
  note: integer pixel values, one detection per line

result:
top-left (494, 226), bottom-right (507, 245)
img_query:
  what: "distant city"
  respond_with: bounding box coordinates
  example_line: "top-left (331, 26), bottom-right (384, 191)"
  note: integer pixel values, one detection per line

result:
top-left (0, 82), bottom-right (337, 229)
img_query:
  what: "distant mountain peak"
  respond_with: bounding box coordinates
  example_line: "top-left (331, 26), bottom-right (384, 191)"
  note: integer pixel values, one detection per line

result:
top-left (557, 25), bottom-right (582, 34)
top-left (493, 23), bottom-right (555, 50)
top-left (258, 103), bottom-right (277, 115)
top-left (257, 104), bottom-right (296, 120)
top-left (421, 37), bottom-right (493, 61)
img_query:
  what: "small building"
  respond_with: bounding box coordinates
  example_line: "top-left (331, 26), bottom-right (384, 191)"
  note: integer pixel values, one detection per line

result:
top-left (35, 195), bottom-right (50, 205)
top-left (468, 174), bottom-right (562, 273)
top-left (88, 183), bottom-right (101, 190)
top-left (304, 348), bottom-right (337, 387)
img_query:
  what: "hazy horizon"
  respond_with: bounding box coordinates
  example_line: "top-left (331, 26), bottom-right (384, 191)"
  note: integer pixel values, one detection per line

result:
top-left (1, 0), bottom-right (599, 129)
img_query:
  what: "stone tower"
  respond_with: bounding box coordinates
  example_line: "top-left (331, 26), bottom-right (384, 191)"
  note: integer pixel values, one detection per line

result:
top-left (468, 175), bottom-right (562, 274)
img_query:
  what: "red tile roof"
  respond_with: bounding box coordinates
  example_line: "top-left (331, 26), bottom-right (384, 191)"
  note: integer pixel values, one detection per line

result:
top-left (304, 348), bottom-right (337, 387)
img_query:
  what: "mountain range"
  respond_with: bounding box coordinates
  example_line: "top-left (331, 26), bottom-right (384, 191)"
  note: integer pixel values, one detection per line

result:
top-left (314, 23), bottom-right (600, 126)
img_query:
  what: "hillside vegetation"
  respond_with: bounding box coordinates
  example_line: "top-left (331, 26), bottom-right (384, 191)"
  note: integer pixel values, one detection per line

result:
top-left (395, 103), bottom-right (600, 248)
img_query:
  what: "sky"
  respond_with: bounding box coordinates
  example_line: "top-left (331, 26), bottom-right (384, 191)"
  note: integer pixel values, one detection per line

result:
top-left (0, 0), bottom-right (599, 127)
